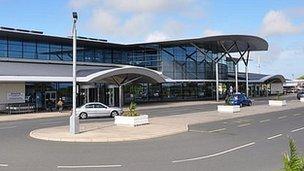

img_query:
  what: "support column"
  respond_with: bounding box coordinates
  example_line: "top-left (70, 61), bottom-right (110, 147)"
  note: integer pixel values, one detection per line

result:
top-left (119, 85), bottom-right (123, 108)
top-left (235, 63), bottom-right (239, 93)
top-left (215, 62), bottom-right (219, 101)
top-left (97, 85), bottom-right (100, 102)
top-left (245, 65), bottom-right (249, 97)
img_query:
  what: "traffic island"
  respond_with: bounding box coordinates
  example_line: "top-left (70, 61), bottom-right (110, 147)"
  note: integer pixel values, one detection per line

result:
top-left (217, 105), bottom-right (240, 113)
top-left (29, 100), bottom-right (304, 143)
top-left (29, 121), bottom-right (185, 143)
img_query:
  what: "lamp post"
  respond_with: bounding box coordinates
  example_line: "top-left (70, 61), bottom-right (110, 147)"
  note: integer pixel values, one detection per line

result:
top-left (70, 12), bottom-right (79, 134)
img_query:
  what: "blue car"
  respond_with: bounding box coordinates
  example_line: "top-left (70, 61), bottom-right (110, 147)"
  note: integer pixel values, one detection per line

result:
top-left (225, 93), bottom-right (253, 107)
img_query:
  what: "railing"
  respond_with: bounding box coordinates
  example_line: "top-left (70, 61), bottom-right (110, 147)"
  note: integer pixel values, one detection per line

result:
top-left (5, 103), bottom-right (36, 114)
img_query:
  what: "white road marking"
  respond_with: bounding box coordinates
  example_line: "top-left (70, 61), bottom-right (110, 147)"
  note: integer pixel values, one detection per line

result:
top-left (209, 128), bottom-right (226, 133)
top-left (0, 126), bottom-right (17, 130)
top-left (291, 127), bottom-right (304, 133)
top-left (188, 129), bottom-right (207, 133)
top-left (39, 121), bottom-right (66, 125)
top-left (237, 123), bottom-right (251, 127)
top-left (278, 116), bottom-right (287, 119)
top-left (0, 163), bottom-right (8, 167)
top-left (293, 113), bottom-right (302, 116)
top-left (57, 164), bottom-right (122, 169)
top-left (267, 134), bottom-right (283, 140)
top-left (260, 119), bottom-right (270, 123)
top-left (172, 142), bottom-right (255, 163)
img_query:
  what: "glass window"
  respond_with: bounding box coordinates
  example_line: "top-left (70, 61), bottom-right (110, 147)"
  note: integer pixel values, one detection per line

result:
top-left (85, 104), bottom-right (94, 108)
top-left (8, 40), bottom-right (22, 58)
top-left (50, 44), bottom-right (62, 60)
top-left (37, 43), bottom-right (49, 60)
top-left (94, 104), bottom-right (106, 108)
top-left (0, 39), bottom-right (7, 57)
top-left (62, 45), bottom-right (72, 61)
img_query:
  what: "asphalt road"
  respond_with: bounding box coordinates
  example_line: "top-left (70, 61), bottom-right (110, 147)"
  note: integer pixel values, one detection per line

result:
top-left (0, 96), bottom-right (303, 171)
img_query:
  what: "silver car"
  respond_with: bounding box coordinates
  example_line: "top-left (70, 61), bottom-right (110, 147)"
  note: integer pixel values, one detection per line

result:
top-left (76, 102), bottom-right (123, 119)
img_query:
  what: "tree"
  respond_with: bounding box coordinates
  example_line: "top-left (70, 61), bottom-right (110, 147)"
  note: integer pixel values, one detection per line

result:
top-left (298, 75), bottom-right (304, 80)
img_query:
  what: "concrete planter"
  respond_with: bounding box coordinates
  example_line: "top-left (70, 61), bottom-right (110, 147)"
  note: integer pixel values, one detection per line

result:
top-left (115, 115), bottom-right (149, 127)
top-left (269, 100), bottom-right (287, 106)
top-left (217, 105), bottom-right (240, 113)
top-left (300, 98), bottom-right (304, 102)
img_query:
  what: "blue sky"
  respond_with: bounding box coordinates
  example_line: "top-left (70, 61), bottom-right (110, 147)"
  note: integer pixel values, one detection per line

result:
top-left (0, 0), bottom-right (303, 79)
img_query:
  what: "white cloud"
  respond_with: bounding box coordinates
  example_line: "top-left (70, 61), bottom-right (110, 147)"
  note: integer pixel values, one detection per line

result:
top-left (203, 29), bottom-right (224, 37)
top-left (145, 31), bottom-right (169, 42)
top-left (88, 9), bottom-right (120, 35)
top-left (260, 10), bottom-right (303, 36)
top-left (69, 0), bottom-right (100, 9)
top-left (70, 0), bottom-right (196, 13)
top-left (69, 0), bottom-right (204, 42)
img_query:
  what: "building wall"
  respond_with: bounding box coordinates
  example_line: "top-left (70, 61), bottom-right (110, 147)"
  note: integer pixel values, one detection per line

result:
top-left (0, 83), bottom-right (25, 110)
top-left (270, 83), bottom-right (283, 94)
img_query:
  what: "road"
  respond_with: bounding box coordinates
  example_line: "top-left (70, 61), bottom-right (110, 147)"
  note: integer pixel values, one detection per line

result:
top-left (0, 95), bottom-right (303, 170)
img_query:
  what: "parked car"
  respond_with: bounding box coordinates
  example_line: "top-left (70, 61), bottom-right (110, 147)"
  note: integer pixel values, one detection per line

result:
top-left (297, 91), bottom-right (304, 100)
top-left (225, 93), bottom-right (253, 107)
top-left (76, 102), bottom-right (123, 119)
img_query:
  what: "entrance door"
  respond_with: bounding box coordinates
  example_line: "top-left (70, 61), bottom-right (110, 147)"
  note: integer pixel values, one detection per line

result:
top-left (45, 91), bottom-right (57, 111)
top-left (107, 87), bottom-right (115, 107)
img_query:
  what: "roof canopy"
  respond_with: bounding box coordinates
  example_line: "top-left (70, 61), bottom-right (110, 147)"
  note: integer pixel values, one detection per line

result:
top-left (0, 59), bottom-right (166, 84)
top-left (0, 29), bottom-right (268, 53)
top-left (129, 35), bottom-right (268, 53)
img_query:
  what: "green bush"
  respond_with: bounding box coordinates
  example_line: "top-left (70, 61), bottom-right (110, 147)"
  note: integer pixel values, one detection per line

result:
top-left (283, 138), bottom-right (304, 171)
top-left (123, 101), bottom-right (139, 117)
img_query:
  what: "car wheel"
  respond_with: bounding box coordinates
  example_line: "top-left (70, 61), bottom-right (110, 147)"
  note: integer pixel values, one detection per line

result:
top-left (248, 102), bottom-right (252, 106)
top-left (79, 112), bottom-right (88, 119)
top-left (111, 111), bottom-right (119, 118)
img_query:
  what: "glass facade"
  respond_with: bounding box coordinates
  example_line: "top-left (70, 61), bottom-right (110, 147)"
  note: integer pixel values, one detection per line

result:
top-left (0, 33), bottom-right (236, 107)
top-left (0, 36), bottom-right (229, 81)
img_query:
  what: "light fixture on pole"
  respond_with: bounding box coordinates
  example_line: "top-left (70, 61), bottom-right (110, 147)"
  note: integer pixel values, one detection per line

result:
top-left (70, 12), bottom-right (79, 134)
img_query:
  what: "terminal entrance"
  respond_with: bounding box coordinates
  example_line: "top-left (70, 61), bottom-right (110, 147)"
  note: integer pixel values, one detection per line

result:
top-left (78, 84), bottom-right (119, 107)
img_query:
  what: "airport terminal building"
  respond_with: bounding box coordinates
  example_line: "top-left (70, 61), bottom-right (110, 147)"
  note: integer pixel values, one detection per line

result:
top-left (0, 27), bottom-right (285, 112)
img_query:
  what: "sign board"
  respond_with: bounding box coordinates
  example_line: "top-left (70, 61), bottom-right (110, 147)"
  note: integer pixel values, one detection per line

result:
top-left (7, 92), bottom-right (25, 103)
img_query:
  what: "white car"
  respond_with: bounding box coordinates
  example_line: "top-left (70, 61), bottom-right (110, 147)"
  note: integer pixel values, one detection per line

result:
top-left (76, 102), bottom-right (123, 119)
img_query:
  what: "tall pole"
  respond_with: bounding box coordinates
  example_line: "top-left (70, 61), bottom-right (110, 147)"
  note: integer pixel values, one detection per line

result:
top-left (245, 65), bottom-right (249, 97)
top-left (235, 63), bottom-right (238, 93)
top-left (70, 12), bottom-right (79, 134)
top-left (215, 62), bottom-right (219, 101)
top-left (119, 85), bottom-right (123, 108)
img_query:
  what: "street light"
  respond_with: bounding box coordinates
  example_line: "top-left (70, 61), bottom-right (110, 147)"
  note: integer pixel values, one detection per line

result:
top-left (70, 12), bottom-right (79, 134)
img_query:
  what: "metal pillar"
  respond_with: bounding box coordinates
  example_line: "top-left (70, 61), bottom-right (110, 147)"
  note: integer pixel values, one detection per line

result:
top-left (70, 12), bottom-right (79, 134)
top-left (245, 65), bottom-right (249, 97)
top-left (235, 63), bottom-right (239, 93)
top-left (215, 62), bottom-right (219, 101)
top-left (118, 85), bottom-right (123, 108)
top-left (97, 85), bottom-right (100, 102)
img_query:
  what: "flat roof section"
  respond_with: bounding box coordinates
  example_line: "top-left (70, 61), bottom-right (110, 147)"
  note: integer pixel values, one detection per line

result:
top-left (0, 59), bottom-right (166, 84)
top-left (0, 29), bottom-right (268, 53)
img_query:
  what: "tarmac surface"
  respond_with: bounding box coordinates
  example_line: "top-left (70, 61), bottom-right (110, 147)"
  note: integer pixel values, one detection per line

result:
top-left (0, 94), bottom-right (303, 171)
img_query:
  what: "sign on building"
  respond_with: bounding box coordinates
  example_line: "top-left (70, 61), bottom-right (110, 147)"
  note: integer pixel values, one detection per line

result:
top-left (7, 92), bottom-right (25, 103)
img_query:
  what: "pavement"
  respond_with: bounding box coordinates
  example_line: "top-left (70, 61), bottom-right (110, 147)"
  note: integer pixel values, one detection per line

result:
top-left (0, 100), bottom-right (222, 123)
top-left (0, 111), bottom-right (70, 123)
top-left (29, 99), bottom-right (304, 142)
top-left (0, 94), bottom-right (303, 170)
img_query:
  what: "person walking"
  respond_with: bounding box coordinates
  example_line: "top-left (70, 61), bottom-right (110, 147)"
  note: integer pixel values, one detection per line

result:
top-left (57, 98), bottom-right (63, 113)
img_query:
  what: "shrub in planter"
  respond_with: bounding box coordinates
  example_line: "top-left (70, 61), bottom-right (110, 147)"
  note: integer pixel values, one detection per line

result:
top-left (123, 101), bottom-right (139, 117)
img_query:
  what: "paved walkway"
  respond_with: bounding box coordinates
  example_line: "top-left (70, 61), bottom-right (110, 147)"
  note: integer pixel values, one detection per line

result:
top-left (0, 111), bottom-right (70, 122)
top-left (30, 100), bottom-right (304, 143)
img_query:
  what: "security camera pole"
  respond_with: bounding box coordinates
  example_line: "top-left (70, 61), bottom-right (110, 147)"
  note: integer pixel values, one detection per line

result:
top-left (70, 12), bottom-right (79, 134)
